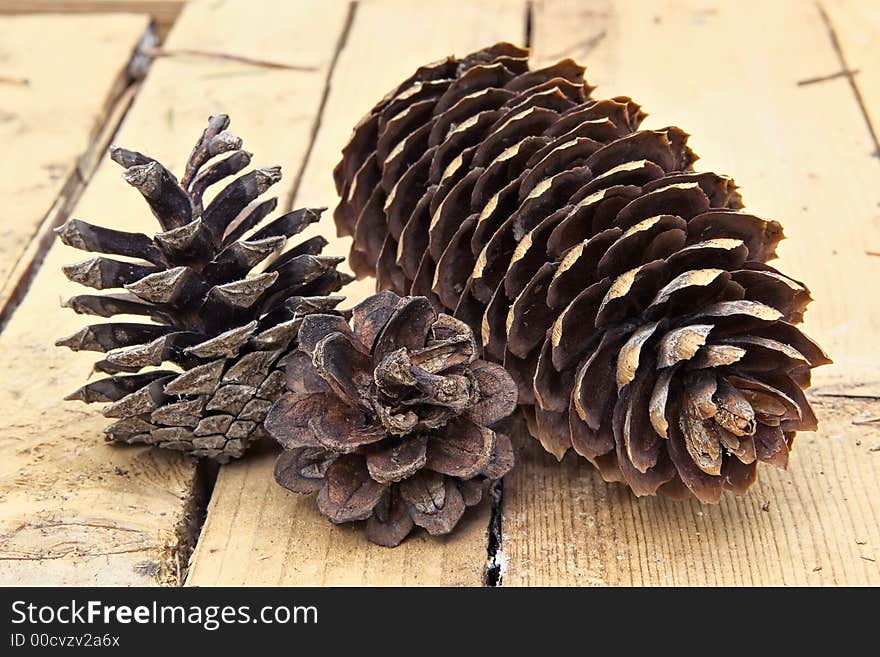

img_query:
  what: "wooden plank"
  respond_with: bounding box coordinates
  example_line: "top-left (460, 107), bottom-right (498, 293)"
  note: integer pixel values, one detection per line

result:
top-left (186, 451), bottom-right (494, 586)
top-left (0, 1), bottom-right (184, 39)
top-left (822, 1), bottom-right (880, 156)
top-left (0, 0), bottom-right (349, 585)
top-left (505, 399), bottom-right (880, 586)
top-left (501, 0), bottom-right (880, 586)
top-left (802, 0), bottom-right (880, 397)
top-left (0, 14), bottom-right (150, 319)
top-left (186, 0), bottom-right (528, 586)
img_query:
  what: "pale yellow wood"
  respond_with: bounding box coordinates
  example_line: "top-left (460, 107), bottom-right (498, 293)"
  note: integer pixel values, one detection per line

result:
top-left (0, 14), bottom-right (149, 316)
top-left (504, 398), bottom-right (880, 586)
top-left (0, 1), bottom-right (183, 37)
top-left (0, 0), bottom-right (349, 585)
top-left (187, 452), bottom-right (491, 586)
top-left (186, 0), bottom-right (528, 586)
top-left (822, 0), bottom-right (880, 175)
top-left (770, 0), bottom-right (880, 422)
top-left (501, 0), bottom-right (880, 586)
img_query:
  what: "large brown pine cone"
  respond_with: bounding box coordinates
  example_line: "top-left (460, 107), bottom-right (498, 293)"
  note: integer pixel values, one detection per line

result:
top-left (57, 115), bottom-right (351, 462)
top-left (265, 291), bottom-right (517, 546)
top-left (332, 43), bottom-right (830, 502)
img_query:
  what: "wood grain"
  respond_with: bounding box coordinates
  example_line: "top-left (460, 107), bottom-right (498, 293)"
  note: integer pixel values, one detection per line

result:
top-left (0, 0), bottom-right (349, 585)
top-left (501, 0), bottom-right (880, 586)
top-left (186, 0), bottom-right (528, 586)
top-left (821, 0), bottom-right (880, 327)
top-left (0, 1), bottom-right (184, 38)
top-left (504, 397), bottom-right (880, 586)
top-left (822, 0), bottom-right (880, 157)
top-left (0, 14), bottom-right (149, 318)
top-left (187, 451), bottom-right (492, 586)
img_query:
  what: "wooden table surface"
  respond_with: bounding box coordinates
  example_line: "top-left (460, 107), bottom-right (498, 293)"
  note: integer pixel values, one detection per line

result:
top-left (0, 0), bottom-right (877, 586)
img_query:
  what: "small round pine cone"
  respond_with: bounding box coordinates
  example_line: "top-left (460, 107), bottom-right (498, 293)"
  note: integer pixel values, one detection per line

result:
top-left (56, 115), bottom-right (352, 462)
top-left (265, 290), bottom-right (517, 547)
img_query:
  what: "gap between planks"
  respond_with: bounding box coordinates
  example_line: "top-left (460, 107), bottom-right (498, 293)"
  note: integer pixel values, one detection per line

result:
top-left (184, 0), bottom-right (531, 587)
top-left (0, 13), bottom-right (174, 586)
top-left (283, 2), bottom-right (358, 213)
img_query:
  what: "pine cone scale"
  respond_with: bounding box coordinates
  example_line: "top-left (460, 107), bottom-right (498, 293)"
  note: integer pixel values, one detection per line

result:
top-left (366, 435), bottom-right (428, 484)
top-left (317, 454), bottom-right (387, 524)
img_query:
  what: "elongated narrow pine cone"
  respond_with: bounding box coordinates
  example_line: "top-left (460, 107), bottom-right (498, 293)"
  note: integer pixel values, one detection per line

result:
top-left (333, 43), bottom-right (831, 502)
top-left (57, 115), bottom-right (352, 462)
top-left (265, 291), bottom-right (517, 547)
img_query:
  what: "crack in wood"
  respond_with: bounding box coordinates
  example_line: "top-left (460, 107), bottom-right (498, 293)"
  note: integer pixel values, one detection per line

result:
top-left (0, 547), bottom-right (154, 562)
top-left (167, 459), bottom-right (218, 586)
top-left (797, 68), bottom-right (860, 86)
top-left (816, 1), bottom-right (880, 158)
top-left (524, 0), bottom-right (533, 48)
top-left (141, 46), bottom-right (319, 72)
top-left (284, 1), bottom-right (359, 213)
top-left (542, 29), bottom-right (607, 61)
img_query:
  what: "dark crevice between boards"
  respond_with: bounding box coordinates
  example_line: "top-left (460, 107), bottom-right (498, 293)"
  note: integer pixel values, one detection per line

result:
top-left (167, 4), bottom-right (360, 585)
top-left (524, 0), bottom-right (533, 49)
top-left (484, 478), bottom-right (504, 586)
top-left (816, 1), bottom-right (880, 158)
top-left (284, 1), bottom-right (359, 212)
top-left (484, 413), bottom-right (531, 586)
top-left (0, 23), bottom-right (159, 333)
top-left (485, 0), bottom-right (534, 588)
top-left (163, 457), bottom-right (219, 587)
